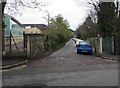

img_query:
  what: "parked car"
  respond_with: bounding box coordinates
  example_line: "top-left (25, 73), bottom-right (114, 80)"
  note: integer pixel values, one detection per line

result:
top-left (76, 41), bottom-right (93, 54)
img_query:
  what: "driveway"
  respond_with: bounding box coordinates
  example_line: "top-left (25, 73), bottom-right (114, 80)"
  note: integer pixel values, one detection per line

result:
top-left (2, 39), bottom-right (118, 86)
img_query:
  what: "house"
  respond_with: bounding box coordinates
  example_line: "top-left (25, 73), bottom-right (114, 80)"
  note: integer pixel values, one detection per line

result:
top-left (4, 14), bottom-right (25, 46)
top-left (24, 27), bottom-right (42, 34)
top-left (23, 24), bottom-right (48, 34)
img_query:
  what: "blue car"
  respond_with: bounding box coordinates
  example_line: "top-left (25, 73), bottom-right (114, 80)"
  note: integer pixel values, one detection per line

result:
top-left (76, 41), bottom-right (93, 54)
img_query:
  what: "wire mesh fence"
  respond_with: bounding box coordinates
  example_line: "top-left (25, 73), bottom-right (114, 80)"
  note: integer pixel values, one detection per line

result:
top-left (4, 33), bottom-right (25, 57)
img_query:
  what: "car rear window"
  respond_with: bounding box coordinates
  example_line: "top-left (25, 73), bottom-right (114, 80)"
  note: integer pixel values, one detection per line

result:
top-left (80, 41), bottom-right (90, 45)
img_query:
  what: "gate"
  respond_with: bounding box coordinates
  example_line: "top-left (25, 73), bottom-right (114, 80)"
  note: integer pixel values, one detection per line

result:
top-left (102, 37), bottom-right (112, 54)
top-left (23, 33), bottom-right (45, 58)
top-left (114, 34), bottom-right (120, 55)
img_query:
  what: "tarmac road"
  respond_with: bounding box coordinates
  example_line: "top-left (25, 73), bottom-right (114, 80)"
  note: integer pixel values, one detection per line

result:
top-left (2, 39), bottom-right (118, 86)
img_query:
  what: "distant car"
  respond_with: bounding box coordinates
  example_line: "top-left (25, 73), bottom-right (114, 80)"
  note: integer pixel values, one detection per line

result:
top-left (76, 41), bottom-right (93, 54)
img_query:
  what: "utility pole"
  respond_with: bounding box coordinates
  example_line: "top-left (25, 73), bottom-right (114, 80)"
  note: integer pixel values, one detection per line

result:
top-left (0, 0), bottom-right (6, 56)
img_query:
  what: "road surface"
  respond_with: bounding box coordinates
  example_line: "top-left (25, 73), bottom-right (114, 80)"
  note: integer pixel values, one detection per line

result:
top-left (2, 39), bottom-right (118, 86)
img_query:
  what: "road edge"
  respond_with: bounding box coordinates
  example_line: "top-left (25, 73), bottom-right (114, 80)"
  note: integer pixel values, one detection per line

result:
top-left (0, 60), bottom-right (28, 70)
top-left (98, 55), bottom-right (119, 62)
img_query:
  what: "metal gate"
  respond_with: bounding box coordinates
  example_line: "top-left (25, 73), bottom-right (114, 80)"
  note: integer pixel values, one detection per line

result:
top-left (114, 34), bottom-right (120, 55)
top-left (102, 37), bottom-right (112, 54)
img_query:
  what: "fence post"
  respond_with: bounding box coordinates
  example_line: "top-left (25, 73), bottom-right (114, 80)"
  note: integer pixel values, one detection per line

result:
top-left (112, 34), bottom-right (115, 54)
top-left (23, 31), bottom-right (27, 58)
top-left (27, 36), bottom-right (30, 58)
top-left (10, 30), bottom-right (12, 52)
top-left (99, 37), bottom-right (102, 55)
top-left (95, 34), bottom-right (102, 56)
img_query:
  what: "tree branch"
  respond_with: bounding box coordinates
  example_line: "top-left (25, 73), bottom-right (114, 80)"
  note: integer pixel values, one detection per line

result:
top-left (5, 0), bottom-right (48, 16)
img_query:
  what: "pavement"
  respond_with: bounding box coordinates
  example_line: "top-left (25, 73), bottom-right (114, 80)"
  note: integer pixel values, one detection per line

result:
top-left (1, 38), bottom-right (119, 69)
top-left (100, 52), bottom-right (119, 61)
top-left (1, 57), bottom-right (27, 69)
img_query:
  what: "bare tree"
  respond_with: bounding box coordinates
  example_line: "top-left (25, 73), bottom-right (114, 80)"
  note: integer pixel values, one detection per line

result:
top-left (86, 0), bottom-right (118, 22)
top-left (86, 0), bottom-right (100, 23)
top-left (42, 10), bottom-right (52, 28)
top-left (5, 0), bottom-right (48, 15)
top-left (74, 0), bottom-right (99, 22)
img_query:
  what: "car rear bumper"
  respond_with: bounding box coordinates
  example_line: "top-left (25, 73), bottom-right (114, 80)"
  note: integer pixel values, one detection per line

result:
top-left (77, 49), bottom-right (92, 54)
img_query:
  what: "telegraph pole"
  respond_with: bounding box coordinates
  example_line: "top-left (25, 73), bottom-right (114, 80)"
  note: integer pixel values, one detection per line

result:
top-left (0, 0), bottom-right (6, 56)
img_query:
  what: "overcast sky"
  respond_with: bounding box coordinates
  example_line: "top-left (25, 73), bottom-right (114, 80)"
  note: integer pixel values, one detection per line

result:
top-left (5, 0), bottom-right (91, 31)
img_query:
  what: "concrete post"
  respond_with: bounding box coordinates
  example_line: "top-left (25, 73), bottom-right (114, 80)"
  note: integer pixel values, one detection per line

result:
top-left (112, 35), bottom-right (115, 54)
top-left (95, 34), bottom-right (102, 56)
top-left (99, 37), bottom-right (102, 55)
top-left (96, 34), bottom-right (99, 56)
top-left (95, 38), bottom-right (98, 56)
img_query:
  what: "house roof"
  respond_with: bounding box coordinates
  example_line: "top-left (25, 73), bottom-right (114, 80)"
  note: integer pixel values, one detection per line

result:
top-left (23, 24), bottom-right (48, 30)
top-left (24, 27), bottom-right (42, 34)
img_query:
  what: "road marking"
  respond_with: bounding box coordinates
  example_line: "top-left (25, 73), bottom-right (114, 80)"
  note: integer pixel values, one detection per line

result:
top-left (0, 65), bottom-right (26, 72)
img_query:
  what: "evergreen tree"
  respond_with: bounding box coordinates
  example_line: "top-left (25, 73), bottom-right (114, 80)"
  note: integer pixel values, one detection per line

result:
top-left (97, 2), bottom-right (116, 37)
top-left (75, 16), bottom-right (97, 39)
